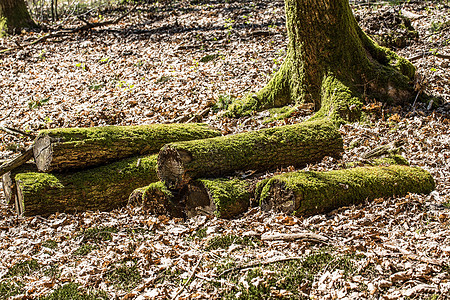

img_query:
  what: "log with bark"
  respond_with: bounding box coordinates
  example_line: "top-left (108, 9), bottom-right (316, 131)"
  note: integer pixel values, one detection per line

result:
top-left (256, 165), bottom-right (435, 216)
top-left (183, 178), bottom-right (251, 219)
top-left (2, 163), bottom-right (37, 214)
top-left (14, 155), bottom-right (158, 216)
top-left (157, 120), bottom-right (343, 189)
top-left (33, 123), bottom-right (220, 172)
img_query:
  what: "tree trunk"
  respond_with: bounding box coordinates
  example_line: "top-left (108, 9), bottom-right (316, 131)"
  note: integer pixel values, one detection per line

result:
top-left (228, 0), bottom-right (415, 123)
top-left (14, 155), bottom-right (158, 216)
top-left (33, 123), bottom-right (220, 172)
top-left (0, 0), bottom-right (37, 35)
top-left (128, 181), bottom-right (183, 217)
top-left (157, 120), bottom-right (343, 189)
top-left (257, 165), bottom-right (435, 216)
top-left (183, 178), bottom-right (251, 219)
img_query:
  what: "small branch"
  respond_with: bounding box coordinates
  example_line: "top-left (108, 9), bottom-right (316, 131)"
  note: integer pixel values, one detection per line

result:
top-left (0, 147), bottom-right (34, 177)
top-left (172, 254), bottom-right (204, 300)
top-left (0, 126), bottom-right (35, 138)
top-left (217, 256), bottom-right (304, 278)
top-left (261, 232), bottom-right (330, 244)
top-left (408, 51), bottom-right (450, 62)
top-left (0, 4), bottom-right (138, 55)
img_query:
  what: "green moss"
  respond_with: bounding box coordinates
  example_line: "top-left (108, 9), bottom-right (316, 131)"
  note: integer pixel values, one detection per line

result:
top-left (370, 154), bottom-right (409, 166)
top-left (79, 226), bottom-right (118, 243)
top-left (197, 178), bottom-right (251, 218)
top-left (205, 234), bottom-right (261, 251)
top-left (219, 248), bottom-right (358, 299)
top-left (0, 280), bottom-right (23, 298)
top-left (107, 262), bottom-right (141, 290)
top-left (4, 260), bottom-right (40, 278)
top-left (142, 181), bottom-right (173, 199)
top-left (39, 282), bottom-right (108, 300)
top-left (73, 244), bottom-right (95, 256)
top-left (257, 165), bottom-right (434, 216)
top-left (16, 154), bottom-right (159, 216)
top-left (42, 239), bottom-right (58, 249)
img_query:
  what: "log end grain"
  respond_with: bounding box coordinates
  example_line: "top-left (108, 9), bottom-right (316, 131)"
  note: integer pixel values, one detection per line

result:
top-left (157, 145), bottom-right (192, 189)
top-left (33, 134), bottom-right (53, 172)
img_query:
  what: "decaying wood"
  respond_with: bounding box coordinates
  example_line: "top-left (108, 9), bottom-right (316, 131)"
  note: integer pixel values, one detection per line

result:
top-left (14, 155), bottom-right (158, 216)
top-left (183, 178), bottom-right (251, 219)
top-left (257, 165), bottom-right (435, 216)
top-left (0, 147), bottom-right (33, 177)
top-left (0, 4), bottom-right (138, 55)
top-left (2, 163), bottom-right (37, 214)
top-left (33, 123), bottom-right (220, 172)
top-left (261, 232), bottom-right (329, 244)
top-left (158, 120), bottom-right (343, 189)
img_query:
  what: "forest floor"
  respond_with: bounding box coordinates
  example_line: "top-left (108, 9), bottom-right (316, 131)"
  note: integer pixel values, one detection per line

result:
top-left (0, 0), bottom-right (449, 299)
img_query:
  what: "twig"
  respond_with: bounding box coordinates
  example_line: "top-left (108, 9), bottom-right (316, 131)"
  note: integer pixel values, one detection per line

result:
top-left (0, 126), bottom-right (35, 138)
top-left (0, 109), bottom-right (12, 122)
top-left (261, 232), bottom-right (330, 244)
top-left (217, 256), bottom-right (304, 278)
top-left (172, 254), bottom-right (204, 300)
top-left (0, 4), bottom-right (138, 55)
top-left (0, 147), bottom-right (34, 177)
top-left (408, 51), bottom-right (450, 62)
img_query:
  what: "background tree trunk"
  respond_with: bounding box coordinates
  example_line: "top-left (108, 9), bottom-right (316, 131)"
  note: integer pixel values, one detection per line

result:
top-left (0, 0), bottom-right (37, 35)
top-left (228, 0), bottom-right (415, 123)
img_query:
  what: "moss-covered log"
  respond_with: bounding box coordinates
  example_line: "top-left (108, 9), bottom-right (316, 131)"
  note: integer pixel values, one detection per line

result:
top-left (128, 181), bottom-right (183, 217)
top-left (2, 163), bottom-right (37, 214)
top-left (227, 0), bottom-right (416, 123)
top-left (158, 120), bottom-right (343, 189)
top-left (257, 165), bottom-right (435, 216)
top-left (15, 155), bottom-right (159, 216)
top-left (183, 178), bottom-right (251, 219)
top-left (0, 0), bottom-right (37, 35)
top-left (33, 123), bottom-right (221, 172)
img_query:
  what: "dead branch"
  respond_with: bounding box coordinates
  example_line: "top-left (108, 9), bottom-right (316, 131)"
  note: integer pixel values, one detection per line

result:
top-left (0, 4), bottom-right (137, 55)
top-left (0, 126), bottom-right (35, 138)
top-left (261, 232), bottom-right (330, 244)
top-left (0, 147), bottom-right (34, 177)
top-left (172, 254), bottom-right (204, 300)
top-left (408, 51), bottom-right (450, 62)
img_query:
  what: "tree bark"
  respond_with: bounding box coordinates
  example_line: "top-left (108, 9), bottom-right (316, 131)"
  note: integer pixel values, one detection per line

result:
top-left (257, 165), bottom-right (435, 216)
top-left (183, 178), bottom-right (251, 219)
top-left (2, 163), bottom-right (37, 214)
top-left (14, 155), bottom-right (158, 216)
top-left (0, 0), bottom-right (37, 35)
top-left (33, 123), bottom-right (220, 172)
top-left (228, 0), bottom-right (415, 123)
top-left (157, 120), bottom-right (343, 190)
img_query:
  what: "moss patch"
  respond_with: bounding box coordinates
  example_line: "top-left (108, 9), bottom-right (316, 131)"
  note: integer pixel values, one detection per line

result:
top-left (0, 280), bottom-right (23, 299)
top-left (40, 282), bottom-right (108, 300)
top-left (206, 234), bottom-right (261, 251)
top-left (106, 261), bottom-right (141, 290)
top-left (4, 260), bottom-right (40, 278)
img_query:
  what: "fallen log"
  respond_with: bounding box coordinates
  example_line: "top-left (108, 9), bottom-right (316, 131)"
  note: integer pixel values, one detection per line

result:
top-left (128, 181), bottom-right (183, 217)
top-left (0, 147), bottom-right (34, 177)
top-left (158, 120), bottom-right (343, 189)
top-left (256, 165), bottom-right (435, 216)
top-left (14, 155), bottom-right (158, 216)
top-left (2, 163), bottom-right (37, 214)
top-left (183, 178), bottom-right (251, 219)
top-left (33, 123), bottom-right (221, 172)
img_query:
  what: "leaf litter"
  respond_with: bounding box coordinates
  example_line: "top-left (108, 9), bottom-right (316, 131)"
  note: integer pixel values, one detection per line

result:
top-left (0, 0), bottom-right (449, 299)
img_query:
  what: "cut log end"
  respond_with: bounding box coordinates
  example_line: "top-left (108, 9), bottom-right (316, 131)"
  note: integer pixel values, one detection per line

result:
top-left (33, 134), bottom-right (53, 172)
top-left (183, 182), bottom-right (217, 218)
top-left (260, 181), bottom-right (296, 214)
top-left (2, 172), bottom-right (14, 207)
top-left (157, 146), bottom-right (191, 189)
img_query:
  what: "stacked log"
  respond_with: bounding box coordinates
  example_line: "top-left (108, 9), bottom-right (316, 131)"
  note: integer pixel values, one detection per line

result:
top-left (256, 165), bottom-right (435, 216)
top-left (33, 123), bottom-right (221, 172)
top-left (157, 120), bottom-right (343, 189)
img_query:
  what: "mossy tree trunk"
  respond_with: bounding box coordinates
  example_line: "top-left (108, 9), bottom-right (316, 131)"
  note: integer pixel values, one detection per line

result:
top-left (0, 0), bottom-right (37, 35)
top-left (14, 155), bottom-right (159, 216)
top-left (228, 0), bottom-right (415, 123)
top-left (257, 165), bottom-right (435, 216)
